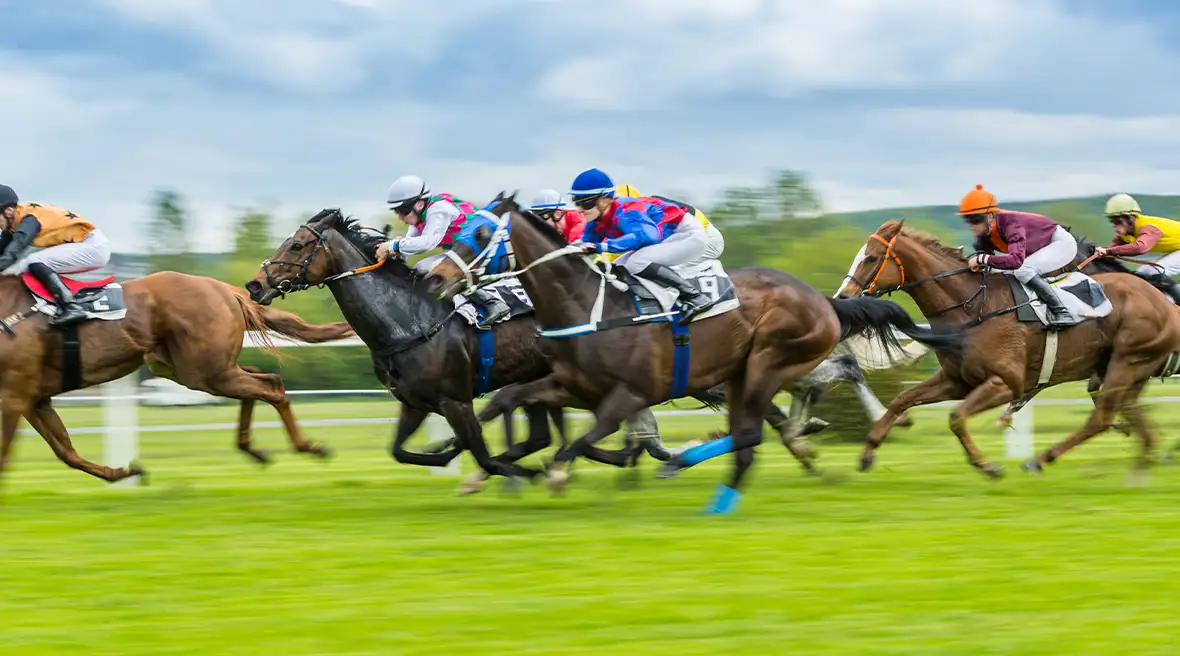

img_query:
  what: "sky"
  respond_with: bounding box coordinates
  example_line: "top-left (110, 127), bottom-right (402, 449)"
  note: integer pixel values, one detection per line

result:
top-left (6, 0), bottom-right (1180, 252)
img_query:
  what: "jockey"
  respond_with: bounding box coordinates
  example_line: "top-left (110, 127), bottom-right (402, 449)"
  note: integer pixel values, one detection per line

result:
top-left (376, 175), bottom-right (509, 329)
top-left (0, 185), bottom-right (110, 327)
top-left (529, 189), bottom-right (586, 242)
top-left (569, 168), bottom-right (718, 322)
top-left (960, 184), bottom-right (1076, 328)
top-left (1095, 193), bottom-right (1180, 304)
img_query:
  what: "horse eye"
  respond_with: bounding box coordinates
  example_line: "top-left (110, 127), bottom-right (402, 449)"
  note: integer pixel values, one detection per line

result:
top-left (291, 242), bottom-right (304, 251)
top-left (864, 255), bottom-right (878, 263)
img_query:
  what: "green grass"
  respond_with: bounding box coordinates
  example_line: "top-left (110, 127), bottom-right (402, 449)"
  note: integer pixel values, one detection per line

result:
top-left (3, 390), bottom-right (1180, 655)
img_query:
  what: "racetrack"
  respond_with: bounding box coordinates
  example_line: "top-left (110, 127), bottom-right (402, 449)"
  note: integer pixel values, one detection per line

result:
top-left (3, 392), bottom-right (1180, 655)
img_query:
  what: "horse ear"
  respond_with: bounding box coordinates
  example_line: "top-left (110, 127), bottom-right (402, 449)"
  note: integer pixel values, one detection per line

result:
top-left (382, 224), bottom-right (392, 238)
top-left (475, 224), bottom-right (493, 249)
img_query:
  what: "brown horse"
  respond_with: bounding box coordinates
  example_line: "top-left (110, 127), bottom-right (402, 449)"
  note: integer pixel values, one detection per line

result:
top-left (424, 195), bottom-right (967, 513)
top-left (838, 220), bottom-right (1180, 478)
top-left (0, 271), bottom-right (354, 484)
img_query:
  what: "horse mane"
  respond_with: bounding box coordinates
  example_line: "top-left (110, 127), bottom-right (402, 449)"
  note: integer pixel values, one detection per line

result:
top-left (312, 208), bottom-right (419, 280)
top-left (886, 222), bottom-right (966, 261)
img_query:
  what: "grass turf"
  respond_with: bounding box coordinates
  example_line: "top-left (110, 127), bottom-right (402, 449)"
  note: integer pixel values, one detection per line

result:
top-left (2, 391), bottom-right (1180, 655)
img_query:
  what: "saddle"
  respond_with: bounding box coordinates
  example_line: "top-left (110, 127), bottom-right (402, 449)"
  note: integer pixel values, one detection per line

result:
top-left (19, 272), bottom-right (127, 322)
top-left (620, 259), bottom-right (741, 322)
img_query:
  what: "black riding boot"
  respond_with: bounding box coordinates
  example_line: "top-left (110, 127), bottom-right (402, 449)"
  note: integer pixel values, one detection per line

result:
top-left (1135, 270), bottom-right (1180, 305)
top-left (635, 263), bottom-right (717, 323)
top-left (470, 288), bottom-right (510, 329)
top-left (27, 262), bottom-right (87, 327)
top-left (1025, 276), bottom-right (1072, 328)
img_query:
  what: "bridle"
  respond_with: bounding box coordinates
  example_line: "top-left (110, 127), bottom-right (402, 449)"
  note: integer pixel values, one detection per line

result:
top-left (259, 216), bottom-right (387, 299)
top-left (846, 232), bottom-right (983, 320)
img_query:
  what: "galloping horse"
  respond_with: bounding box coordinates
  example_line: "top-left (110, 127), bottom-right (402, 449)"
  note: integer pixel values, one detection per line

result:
top-left (838, 220), bottom-right (1180, 478)
top-left (246, 209), bottom-right (564, 487)
top-left (425, 194), bottom-right (967, 512)
top-left (0, 270), bottom-right (354, 485)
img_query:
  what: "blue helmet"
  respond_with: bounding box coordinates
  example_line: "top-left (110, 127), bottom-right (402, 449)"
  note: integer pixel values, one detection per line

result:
top-left (569, 168), bottom-right (615, 198)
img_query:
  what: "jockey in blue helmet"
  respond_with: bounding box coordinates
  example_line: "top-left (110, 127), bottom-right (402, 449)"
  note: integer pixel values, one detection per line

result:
top-left (569, 168), bottom-right (718, 322)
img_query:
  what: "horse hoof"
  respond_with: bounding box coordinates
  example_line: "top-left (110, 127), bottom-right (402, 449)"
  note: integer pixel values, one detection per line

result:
top-left (128, 461), bottom-right (149, 486)
top-left (456, 471), bottom-right (489, 496)
top-left (1021, 458), bottom-right (1043, 474)
top-left (858, 453), bottom-right (875, 473)
top-left (501, 476), bottom-right (524, 496)
top-left (981, 463), bottom-right (1006, 479)
top-left (656, 460), bottom-right (683, 480)
top-left (310, 443), bottom-right (333, 460)
top-left (546, 465), bottom-right (570, 495)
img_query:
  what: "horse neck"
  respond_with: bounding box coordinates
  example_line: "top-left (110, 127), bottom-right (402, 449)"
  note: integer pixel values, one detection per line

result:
top-left (322, 230), bottom-right (450, 351)
top-left (894, 237), bottom-right (991, 321)
top-left (508, 214), bottom-right (619, 326)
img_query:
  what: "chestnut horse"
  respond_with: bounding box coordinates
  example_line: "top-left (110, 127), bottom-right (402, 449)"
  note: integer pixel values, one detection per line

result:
top-left (424, 195), bottom-right (968, 513)
top-left (838, 220), bottom-right (1180, 478)
top-left (0, 270), bottom-right (354, 485)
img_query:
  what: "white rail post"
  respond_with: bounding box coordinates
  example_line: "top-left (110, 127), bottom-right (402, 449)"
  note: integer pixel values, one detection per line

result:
top-left (103, 373), bottom-right (140, 487)
top-left (1004, 404), bottom-right (1034, 460)
top-left (427, 415), bottom-right (461, 476)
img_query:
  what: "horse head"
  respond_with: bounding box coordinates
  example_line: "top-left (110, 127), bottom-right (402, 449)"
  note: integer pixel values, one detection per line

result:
top-left (246, 208), bottom-right (411, 305)
top-left (836, 219), bottom-right (968, 299)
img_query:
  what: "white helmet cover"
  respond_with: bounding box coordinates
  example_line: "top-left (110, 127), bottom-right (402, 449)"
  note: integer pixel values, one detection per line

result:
top-left (387, 175), bottom-right (429, 205)
top-left (529, 189), bottom-right (566, 210)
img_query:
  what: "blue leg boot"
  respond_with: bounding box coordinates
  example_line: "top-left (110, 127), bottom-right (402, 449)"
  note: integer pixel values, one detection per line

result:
top-left (657, 435), bottom-right (734, 479)
top-left (702, 483), bottom-right (742, 515)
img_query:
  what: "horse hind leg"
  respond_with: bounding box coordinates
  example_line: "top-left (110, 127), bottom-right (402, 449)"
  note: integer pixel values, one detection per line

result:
top-left (24, 398), bottom-right (144, 483)
top-left (203, 366), bottom-right (331, 460)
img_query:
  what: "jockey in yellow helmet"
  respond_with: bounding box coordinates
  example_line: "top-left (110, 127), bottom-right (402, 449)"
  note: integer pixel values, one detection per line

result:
top-left (1095, 193), bottom-right (1180, 303)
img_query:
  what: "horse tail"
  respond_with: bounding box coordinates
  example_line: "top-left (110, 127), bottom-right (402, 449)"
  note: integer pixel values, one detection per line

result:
top-left (230, 288), bottom-right (355, 359)
top-left (827, 297), bottom-right (964, 360)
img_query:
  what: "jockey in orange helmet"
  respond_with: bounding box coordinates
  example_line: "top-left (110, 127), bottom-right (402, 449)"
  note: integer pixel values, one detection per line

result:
top-left (959, 184), bottom-right (1076, 328)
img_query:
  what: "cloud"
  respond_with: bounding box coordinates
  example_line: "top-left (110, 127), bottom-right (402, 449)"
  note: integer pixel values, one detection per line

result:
top-left (7, 0), bottom-right (1180, 256)
top-left (535, 0), bottom-right (1178, 110)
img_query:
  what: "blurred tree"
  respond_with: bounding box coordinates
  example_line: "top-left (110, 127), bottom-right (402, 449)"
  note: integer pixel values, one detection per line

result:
top-left (147, 189), bottom-right (197, 273)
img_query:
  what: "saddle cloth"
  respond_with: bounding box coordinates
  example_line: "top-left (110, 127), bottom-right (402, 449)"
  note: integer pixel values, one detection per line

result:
top-left (1005, 271), bottom-right (1112, 327)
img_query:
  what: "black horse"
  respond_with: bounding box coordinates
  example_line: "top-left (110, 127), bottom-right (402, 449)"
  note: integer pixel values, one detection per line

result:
top-left (246, 209), bottom-right (561, 486)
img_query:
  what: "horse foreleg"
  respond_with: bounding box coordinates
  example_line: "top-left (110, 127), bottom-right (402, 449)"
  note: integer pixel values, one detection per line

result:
top-left (547, 386), bottom-right (647, 495)
top-left (771, 394), bottom-right (818, 472)
top-left (947, 376), bottom-right (1014, 478)
top-left (391, 404), bottom-right (458, 467)
top-left (24, 399), bottom-right (143, 483)
top-left (439, 398), bottom-right (538, 486)
top-left (861, 369), bottom-right (965, 472)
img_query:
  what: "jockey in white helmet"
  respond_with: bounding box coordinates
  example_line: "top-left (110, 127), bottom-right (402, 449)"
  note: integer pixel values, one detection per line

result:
top-left (375, 175), bottom-right (509, 328)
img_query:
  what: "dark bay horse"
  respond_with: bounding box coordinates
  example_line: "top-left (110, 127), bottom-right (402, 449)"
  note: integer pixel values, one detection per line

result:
top-left (0, 271), bottom-right (354, 485)
top-left (838, 220), bottom-right (1180, 479)
top-left (246, 209), bottom-right (561, 487)
top-left (424, 195), bottom-right (967, 513)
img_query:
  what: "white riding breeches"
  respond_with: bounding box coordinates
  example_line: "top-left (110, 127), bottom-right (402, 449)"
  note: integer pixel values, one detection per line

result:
top-left (701, 222), bottom-right (725, 261)
top-left (1138, 250), bottom-right (1180, 277)
top-left (1011, 226), bottom-right (1077, 283)
top-left (617, 215), bottom-right (711, 274)
top-left (8, 229), bottom-right (111, 275)
top-left (412, 252), bottom-right (447, 275)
